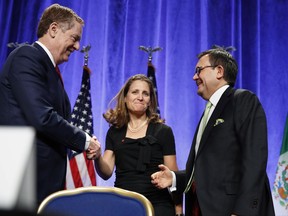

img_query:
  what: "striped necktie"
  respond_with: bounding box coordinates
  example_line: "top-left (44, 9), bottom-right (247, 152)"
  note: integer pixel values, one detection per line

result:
top-left (199, 101), bottom-right (212, 138)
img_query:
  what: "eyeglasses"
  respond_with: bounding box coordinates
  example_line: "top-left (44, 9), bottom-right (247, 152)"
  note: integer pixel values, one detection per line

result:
top-left (195, 65), bottom-right (217, 76)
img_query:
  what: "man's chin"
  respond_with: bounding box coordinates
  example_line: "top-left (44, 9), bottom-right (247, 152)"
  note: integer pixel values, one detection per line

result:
top-left (64, 52), bottom-right (72, 61)
top-left (62, 56), bottom-right (69, 62)
top-left (196, 88), bottom-right (204, 97)
top-left (196, 86), bottom-right (203, 94)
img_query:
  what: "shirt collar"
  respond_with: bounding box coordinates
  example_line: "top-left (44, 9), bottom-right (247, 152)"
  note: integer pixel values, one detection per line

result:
top-left (35, 41), bottom-right (56, 67)
top-left (209, 85), bottom-right (229, 106)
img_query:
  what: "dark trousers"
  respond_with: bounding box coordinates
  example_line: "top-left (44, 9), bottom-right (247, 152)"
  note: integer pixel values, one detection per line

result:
top-left (191, 181), bottom-right (201, 216)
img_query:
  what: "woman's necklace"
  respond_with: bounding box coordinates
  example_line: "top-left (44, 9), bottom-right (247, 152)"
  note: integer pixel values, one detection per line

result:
top-left (128, 118), bottom-right (148, 133)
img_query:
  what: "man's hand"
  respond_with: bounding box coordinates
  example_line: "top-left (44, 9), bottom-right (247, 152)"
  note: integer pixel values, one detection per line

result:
top-left (151, 164), bottom-right (173, 189)
top-left (86, 136), bottom-right (101, 160)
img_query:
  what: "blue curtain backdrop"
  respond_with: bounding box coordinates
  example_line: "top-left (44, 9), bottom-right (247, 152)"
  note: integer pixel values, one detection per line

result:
top-left (1, 0), bottom-right (288, 189)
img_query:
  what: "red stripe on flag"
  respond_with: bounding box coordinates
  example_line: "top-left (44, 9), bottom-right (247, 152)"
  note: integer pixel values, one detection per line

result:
top-left (69, 157), bottom-right (83, 188)
top-left (83, 151), bottom-right (97, 186)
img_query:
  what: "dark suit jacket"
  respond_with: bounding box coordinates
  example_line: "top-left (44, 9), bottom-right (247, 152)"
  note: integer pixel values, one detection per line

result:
top-left (0, 43), bottom-right (86, 205)
top-left (175, 87), bottom-right (275, 216)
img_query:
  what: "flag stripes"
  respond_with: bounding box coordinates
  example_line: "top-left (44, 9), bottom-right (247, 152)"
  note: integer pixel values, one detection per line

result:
top-left (66, 66), bottom-right (97, 189)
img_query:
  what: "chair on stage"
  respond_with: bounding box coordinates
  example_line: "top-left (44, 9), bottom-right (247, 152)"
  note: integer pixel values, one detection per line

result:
top-left (37, 186), bottom-right (154, 216)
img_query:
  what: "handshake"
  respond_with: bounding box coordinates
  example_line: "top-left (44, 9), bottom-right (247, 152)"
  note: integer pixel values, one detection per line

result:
top-left (86, 136), bottom-right (101, 160)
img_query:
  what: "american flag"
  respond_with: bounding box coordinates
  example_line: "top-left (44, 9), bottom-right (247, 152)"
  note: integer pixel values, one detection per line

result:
top-left (147, 61), bottom-right (160, 115)
top-left (66, 66), bottom-right (97, 189)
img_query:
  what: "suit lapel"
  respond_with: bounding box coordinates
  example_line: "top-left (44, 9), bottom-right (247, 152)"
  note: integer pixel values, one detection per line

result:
top-left (33, 43), bottom-right (62, 86)
top-left (32, 43), bottom-right (71, 119)
top-left (186, 121), bottom-right (200, 175)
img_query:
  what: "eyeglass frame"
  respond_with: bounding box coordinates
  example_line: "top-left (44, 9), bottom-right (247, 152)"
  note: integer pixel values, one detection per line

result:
top-left (194, 65), bottom-right (218, 76)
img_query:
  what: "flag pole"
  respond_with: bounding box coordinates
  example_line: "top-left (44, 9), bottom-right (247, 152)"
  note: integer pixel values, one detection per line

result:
top-left (80, 44), bottom-right (92, 75)
top-left (139, 46), bottom-right (162, 115)
top-left (80, 44), bottom-right (91, 66)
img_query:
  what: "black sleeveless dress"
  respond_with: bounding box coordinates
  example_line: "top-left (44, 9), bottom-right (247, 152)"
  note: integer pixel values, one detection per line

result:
top-left (105, 123), bottom-right (176, 216)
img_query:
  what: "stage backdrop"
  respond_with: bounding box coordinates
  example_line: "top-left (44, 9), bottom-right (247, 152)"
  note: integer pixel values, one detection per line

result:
top-left (1, 0), bottom-right (287, 190)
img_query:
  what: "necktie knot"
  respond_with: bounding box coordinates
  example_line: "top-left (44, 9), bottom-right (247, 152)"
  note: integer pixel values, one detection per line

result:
top-left (205, 101), bottom-right (212, 110)
top-left (202, 101), bottom-right (212, 126)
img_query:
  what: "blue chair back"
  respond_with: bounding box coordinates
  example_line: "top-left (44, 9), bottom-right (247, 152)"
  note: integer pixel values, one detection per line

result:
top-left (37, 186), bottom-right (154, 216)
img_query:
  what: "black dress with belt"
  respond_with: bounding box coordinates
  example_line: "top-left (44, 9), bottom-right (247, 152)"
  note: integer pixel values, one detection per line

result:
top-left (105, 122), bottom-right (176, 216)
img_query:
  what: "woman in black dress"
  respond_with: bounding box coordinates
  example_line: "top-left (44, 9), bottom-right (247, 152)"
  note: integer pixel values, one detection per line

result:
top-left (93, 74), bottom-right (183, 216)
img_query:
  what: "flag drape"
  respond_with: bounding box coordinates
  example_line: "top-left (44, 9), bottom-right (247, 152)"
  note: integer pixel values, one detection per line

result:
top-left (66, 66), bottom-right (97, 189)
top-left (147, 61), bottom-right (160, 115)
top-left (273, 114), bottom-right (288, 215)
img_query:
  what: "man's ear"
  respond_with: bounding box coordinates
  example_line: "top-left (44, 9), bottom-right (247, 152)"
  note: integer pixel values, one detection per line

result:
top-left (216, 65), bottom-right (224, 79)
top-left (48, 22), bottom-right (58, 38)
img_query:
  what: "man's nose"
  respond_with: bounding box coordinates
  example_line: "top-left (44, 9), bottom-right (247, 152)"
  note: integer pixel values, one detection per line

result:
top-left (74, 41), bottom-right (80, 50)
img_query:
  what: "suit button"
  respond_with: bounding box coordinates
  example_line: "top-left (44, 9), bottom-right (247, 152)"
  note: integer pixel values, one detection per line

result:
top-left (252, 199), bottom-right (258, 208)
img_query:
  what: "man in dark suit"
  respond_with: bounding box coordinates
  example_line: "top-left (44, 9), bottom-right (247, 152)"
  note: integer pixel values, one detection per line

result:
top-left (151, 48), bottom-right (275, 216)
top-left (0, 4), bottom-right (101, 206)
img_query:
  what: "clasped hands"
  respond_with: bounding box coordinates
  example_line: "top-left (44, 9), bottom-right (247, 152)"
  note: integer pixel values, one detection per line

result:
top-left (86, 136), bottom-right (101, 160)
